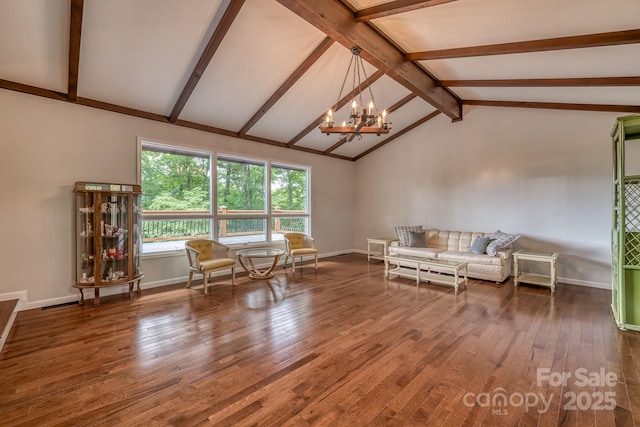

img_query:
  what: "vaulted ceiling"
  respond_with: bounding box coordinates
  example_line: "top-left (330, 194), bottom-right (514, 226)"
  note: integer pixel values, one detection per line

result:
top-left (2, 0), bottom-right (640, 161)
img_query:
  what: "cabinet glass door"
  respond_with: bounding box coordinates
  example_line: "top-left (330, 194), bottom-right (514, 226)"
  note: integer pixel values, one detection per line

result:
top-left (76, 193), bottom-right (95, 284)
top-left (133, 200), bottom-right (142, 277)
top-left (100, 194), bottom-right (129, 282)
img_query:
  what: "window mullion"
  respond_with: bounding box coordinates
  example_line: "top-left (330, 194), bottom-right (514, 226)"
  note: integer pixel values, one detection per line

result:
top-left (267, 162), bottom-right (272, 242)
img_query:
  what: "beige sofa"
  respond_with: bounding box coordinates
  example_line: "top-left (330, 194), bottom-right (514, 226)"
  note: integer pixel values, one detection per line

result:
top-left (388, 229), bottom-right (514, 283)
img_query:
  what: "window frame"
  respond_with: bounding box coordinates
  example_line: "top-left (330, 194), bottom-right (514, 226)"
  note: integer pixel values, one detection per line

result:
top-left (137, 138), bottom-right (311, 255)
top-left (270, 161), bottom-right (311, 242)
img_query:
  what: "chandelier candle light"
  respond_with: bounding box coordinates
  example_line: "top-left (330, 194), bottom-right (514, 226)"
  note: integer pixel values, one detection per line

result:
top-left (319, 46), bottom-right (391, 139)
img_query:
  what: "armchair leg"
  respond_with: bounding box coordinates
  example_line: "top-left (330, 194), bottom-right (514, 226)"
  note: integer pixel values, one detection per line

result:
top-left (315, 255), bottom-right (318, 270)
top-left (284, 255), bottom-right (289, 268)
top-left (186, 272), bottom-right (193, 288)
top-left (232, 267), bottom-right (236, 285)
top-left (293, 256), bottom-right (296, 270)
top-left (203, 272), bottom-right (209, 295)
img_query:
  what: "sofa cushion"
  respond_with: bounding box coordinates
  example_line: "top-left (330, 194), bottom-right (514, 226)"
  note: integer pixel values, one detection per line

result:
top-left (486, 230), bottom-right (520, 256)
top-left (408, 230), bottom-right (426, 247)
top-left (438, 250), bottom-right (505, 266)
top-left (470, 236), bottom-right (490, 254)
top-left (388, 245), bottom-right (442, 259)
top-left (395, 225), bottom-right (423, 247)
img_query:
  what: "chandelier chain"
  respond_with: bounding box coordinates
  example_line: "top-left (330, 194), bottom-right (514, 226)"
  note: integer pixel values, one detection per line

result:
top-left (358, 52), bottom-right (379, 119)
top-left (334, 53), bottom-right (355, 113)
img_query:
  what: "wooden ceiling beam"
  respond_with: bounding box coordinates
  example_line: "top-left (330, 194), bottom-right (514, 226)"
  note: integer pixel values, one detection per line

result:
top-left (354, 0), bottom-right (457, 21)
top-left (287, 69), bottom-right (385, 147)
top-left (406, 29), bottom-right (640, 60)
top-left (0, 79), bottom-right (354, 161)
top-left (238, 37), bottom-right (334, 137)
top-left (276, 0), bottom-right (462, 121)
top-left (354, 110), bottom-right (441, 160)
top-left (77, 97), bottom-right (172, 122)
top-left (0, 79), bottom-right (69, 102)
top-left (442, 76), bottom-right (640, 87)
top-left (463, 99), bottom-right (640, 113)
top-left (67, 0), bottom-right (84, 101)
top-left (168, 0), bottom-right (245, 123)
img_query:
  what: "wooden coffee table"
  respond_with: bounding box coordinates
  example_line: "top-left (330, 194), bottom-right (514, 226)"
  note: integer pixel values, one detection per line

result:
top-left (236, 248), bottom-right (285, 279)
top-left (385, 254), bottom-right (468, 293)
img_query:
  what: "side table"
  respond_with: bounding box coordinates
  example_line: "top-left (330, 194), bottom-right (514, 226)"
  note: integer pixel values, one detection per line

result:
top-left (367, 237), bottom-right (396, 262)
top-left (237, 248), bottom-right (285, 279)
top-left (513, 250), bottom-right (559, 293)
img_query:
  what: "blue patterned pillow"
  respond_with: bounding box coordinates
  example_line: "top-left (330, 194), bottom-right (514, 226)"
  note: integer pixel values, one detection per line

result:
top-left (486, 230), bottom-right (520, 256)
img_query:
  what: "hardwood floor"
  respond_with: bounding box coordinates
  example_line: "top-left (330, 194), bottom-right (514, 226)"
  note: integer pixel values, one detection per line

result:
top-left (1, 253), bottom-right (638, 426)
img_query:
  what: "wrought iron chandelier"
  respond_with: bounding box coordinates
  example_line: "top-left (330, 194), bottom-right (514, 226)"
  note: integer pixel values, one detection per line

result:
top-left (319, 46), bottom-right (391, 139)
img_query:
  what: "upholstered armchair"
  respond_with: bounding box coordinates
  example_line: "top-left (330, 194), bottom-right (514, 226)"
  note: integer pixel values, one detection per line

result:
top-left (283, 232), bottom-right (318, 270)
top-left (185, 239), bottom-right (236, 294)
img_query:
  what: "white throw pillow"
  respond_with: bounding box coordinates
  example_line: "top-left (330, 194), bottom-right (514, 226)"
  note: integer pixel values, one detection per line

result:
top-left (486, 230), bottom-right (520, 256)
top-left (395, 225), bottom-right (423, 247)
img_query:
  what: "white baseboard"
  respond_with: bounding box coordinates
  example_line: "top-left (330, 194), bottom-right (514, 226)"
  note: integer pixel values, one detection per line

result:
top-left (11, 251), bottom-right (612, 310)
top-left (23, 294), bottom-right (80, 311)
top-left (0, 309), bottom-right (18, 352)
top-left (558, 276), bottom-right (611, 290)
top-left (351, 249), bottom-right (612, 290)
top-left (0, 292), bottom-right (24, 351)
top-left (0, 291), bottom-right (29, 310)
top-left (139, 251), bottom-right (351, 289)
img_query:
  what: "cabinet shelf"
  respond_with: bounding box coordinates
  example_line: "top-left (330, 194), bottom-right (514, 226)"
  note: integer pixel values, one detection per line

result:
top-left (74, 182), bottom-right (144, 307)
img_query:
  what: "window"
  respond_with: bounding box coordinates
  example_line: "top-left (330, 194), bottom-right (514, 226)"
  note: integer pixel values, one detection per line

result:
top-left (139, 142), bottom-right (212, 253)
top-left (271, 164), bottom-right (308, 241)
top-left (216, 156), bottom-right (267, 245)
top-left (139, 140), bottom-right (310, 254)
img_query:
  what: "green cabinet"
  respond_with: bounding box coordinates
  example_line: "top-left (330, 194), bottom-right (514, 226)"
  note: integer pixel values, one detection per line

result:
top-left (612, 114), bottom-right (640, 331)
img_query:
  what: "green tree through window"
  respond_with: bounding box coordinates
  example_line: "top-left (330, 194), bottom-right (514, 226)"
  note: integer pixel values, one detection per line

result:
top-left (141, 149), bottom-right (210, 211)
top-left (271, 165), bottom-right (307, 211)
top-left (216, 157), bottom-right (265, 210)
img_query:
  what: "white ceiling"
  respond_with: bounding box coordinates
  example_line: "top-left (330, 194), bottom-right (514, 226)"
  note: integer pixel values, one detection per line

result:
top-left (1, 0), bottom-right (639, 160)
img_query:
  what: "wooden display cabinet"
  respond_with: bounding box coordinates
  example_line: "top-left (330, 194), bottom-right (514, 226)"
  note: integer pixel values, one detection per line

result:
top-left (74, 182), bottom-right (144, 306)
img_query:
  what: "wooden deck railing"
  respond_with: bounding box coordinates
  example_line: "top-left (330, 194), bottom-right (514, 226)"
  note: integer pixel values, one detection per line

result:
top-left (141, 207), bottom-right (306, 242)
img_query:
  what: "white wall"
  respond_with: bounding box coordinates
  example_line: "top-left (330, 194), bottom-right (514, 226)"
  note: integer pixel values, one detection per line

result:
top-left (0, 90), bottom-right (356, 307)
top-left (354, 106), bottom-right (618, 288)
top-left (0, 89), bottom-right (621, 308)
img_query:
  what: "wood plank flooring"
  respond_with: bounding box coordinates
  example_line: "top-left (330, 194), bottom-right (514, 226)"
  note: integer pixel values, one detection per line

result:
top-left (1, 254), bottom-right (639, 426)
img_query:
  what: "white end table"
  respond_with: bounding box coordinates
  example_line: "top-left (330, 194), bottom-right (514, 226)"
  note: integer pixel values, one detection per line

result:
top-left (367, 237), bottom-right (396, 262)
top-left (513, 250), bottom-right (559, 293)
